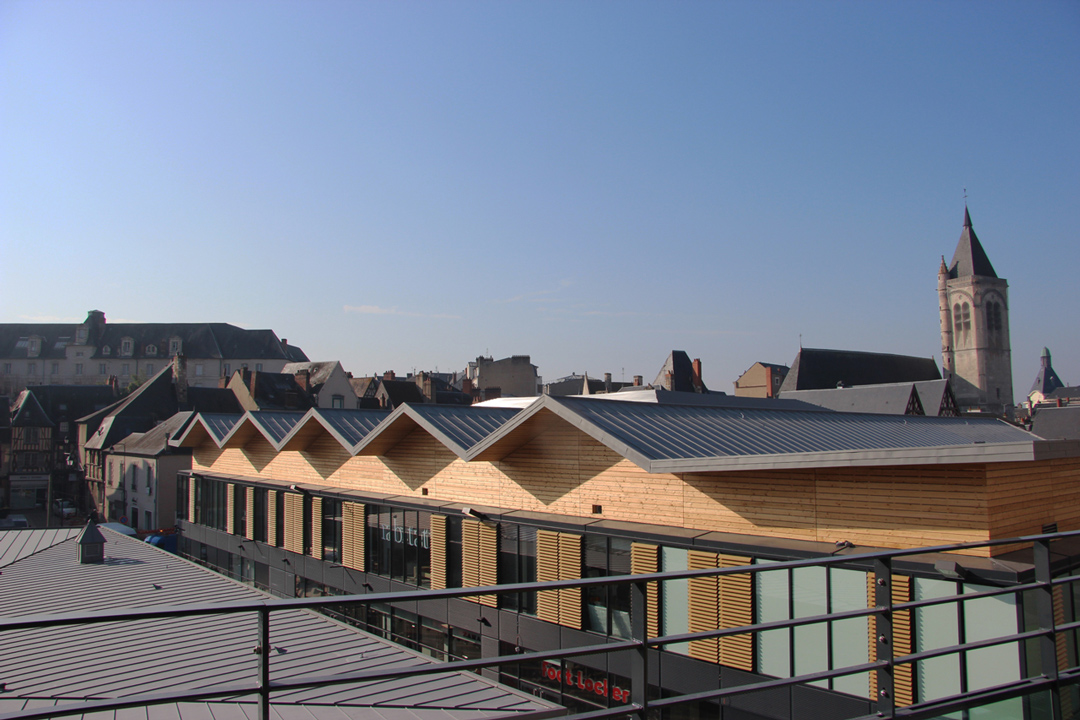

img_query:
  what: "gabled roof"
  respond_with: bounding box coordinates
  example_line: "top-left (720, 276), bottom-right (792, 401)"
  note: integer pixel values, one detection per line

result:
top-left (467, 395), bottom-right (1057, 472)
top-left (778, 383), bottom-right (924, 415)
top-left (0, 528), bottom-right (557, 719)
top-left (220, 410), bottom-right (307, 447)
top-left (652, 350), bottom-right (707, 393)
top-left (378, 379), bottom-right (425, 408)
top-left (356, 404), bottom-right (521, 459)
top-left (778, 348), bottom-right (941, 393)
top-left (947, 207), bottom-right (998, 279)
top-left (282, 361), bottom-right (342, 388)
top-left (107, 412), bottom-right (193, 457)
top-left (169, 412), bottom-right (245, 447)
top-left (280, 408), bottom-right (390, 451)
top-left (913, 379), bottom-right (961, 417)
top-left (10, 390), bottom-right (53, 428)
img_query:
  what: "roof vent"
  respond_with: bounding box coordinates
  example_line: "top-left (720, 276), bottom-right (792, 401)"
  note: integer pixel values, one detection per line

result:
top-left (76, 520), bottom-right (107, 564)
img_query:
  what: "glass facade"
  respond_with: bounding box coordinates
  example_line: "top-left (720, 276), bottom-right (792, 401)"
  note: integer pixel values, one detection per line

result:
top-left (366, 504), bottom-right (432, 588)
top-left (583, 535), bottom-right (632, 638)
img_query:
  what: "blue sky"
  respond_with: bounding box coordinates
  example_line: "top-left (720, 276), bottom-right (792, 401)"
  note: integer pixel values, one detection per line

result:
top-left (2, 1), bottom-right (1077, 396)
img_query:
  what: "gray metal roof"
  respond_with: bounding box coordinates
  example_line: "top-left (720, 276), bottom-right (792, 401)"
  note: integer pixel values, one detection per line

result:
top-left (467, 395), bottom-right (1063, 472)
top-left (0, 528), bottom-right (81, 568)
top-left (778, 383), bottom-right (921, 415)
top-left (297, 408), bottom-right (390, 448)
top-left (0, 529), bottom-right (559, 720)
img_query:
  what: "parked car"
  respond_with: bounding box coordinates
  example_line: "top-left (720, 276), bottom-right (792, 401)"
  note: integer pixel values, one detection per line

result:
top-left (52, 499), bottom-right (77, 519)
top-left (0, 514), bottom-right (30, 529)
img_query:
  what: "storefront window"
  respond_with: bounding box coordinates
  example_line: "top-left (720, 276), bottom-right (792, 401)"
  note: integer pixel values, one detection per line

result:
top-left (499, 523), bottom-right (537, 614)
top-left (584, 535), bottom-right (633, 637)
top-left (365, 504), bottom-right (432, 587)
top-left (322, 498), bottom-right (342, 562)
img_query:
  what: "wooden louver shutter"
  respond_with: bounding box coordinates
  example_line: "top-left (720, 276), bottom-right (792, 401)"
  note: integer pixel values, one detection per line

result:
top-left (244, 487), bottom-right (255, 541)
top-left (267, 490), bottom-right (279, 546)
top-left (558, 533), bottom-right (583, 629)
top-left (631, 542), bottom-right (661, 639)
top-left (718, 554), bottom-right (753, 671)
top-left (430, 515), bottom-right (447, 590)
top-left (536, 530), bottom-right (561, 624)
top-left (310, 497), bottom-right (323, 559)
top-left (476, 521), bottom-right (499, 607)
top-left (284, 493), bottom-right (304, 554)
top-left (868, 574), bottom-right (914, 707)
top-left (342, 502), bottom-right (366, 571)
top-left (188, 480), bottom-right (196, 522)
top-left (688, 550), bottom-right (720, 663)
top-left (225, 484), bottom-right (236, 535)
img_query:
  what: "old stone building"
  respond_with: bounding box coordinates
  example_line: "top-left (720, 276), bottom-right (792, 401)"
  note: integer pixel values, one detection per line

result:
top-left (937, 208), bottom-right (1013, 415)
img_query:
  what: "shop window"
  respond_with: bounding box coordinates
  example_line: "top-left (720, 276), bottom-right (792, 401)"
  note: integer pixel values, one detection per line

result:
top-left (252, 488), bottom-right (268, 542)
top-left (365, 504), bottom-right (432, 587)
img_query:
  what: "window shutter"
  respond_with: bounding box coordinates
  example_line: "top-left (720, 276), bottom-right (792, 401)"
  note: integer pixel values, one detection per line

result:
top-left (284, 493), bottom-right (303, 554)
top-left (342, 502), bottom-right (366, 571)
top-left (868, 574), bottom-right (914, 707)
top-left (631, 542), bottom-right (660, 639)
top-left (310, 497), bottom-right (323, 559)
top-left (268, 490), bottom-right (279, 547)
top-left (188, 480), bottom-right (196, 522)
top-left (244, 487), bottom-right (255, 541)
top-left (430, 515), bottom-right (447, 590)
top-left (718, 553), bottom-right (753, 671)
top-left (225, 484), bottom-right (236, 535)
top-left (688, 550), bottom-right (720, 663)
top-left (536, 530), bottom-right (561, 624)
top-left (558, 533), bottom-right (583, 630)
top-left (477, 521), bottom-right (499, 607)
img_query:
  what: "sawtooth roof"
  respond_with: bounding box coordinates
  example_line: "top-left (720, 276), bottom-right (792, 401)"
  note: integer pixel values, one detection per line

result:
top-left (0, 527), bottom-right (558, 720)
top-left (173, 396), bottom-right (1079, 474)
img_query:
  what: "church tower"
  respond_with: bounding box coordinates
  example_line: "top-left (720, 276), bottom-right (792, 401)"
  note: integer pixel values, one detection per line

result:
top-left (938, 208), bottom-right (1013, 415)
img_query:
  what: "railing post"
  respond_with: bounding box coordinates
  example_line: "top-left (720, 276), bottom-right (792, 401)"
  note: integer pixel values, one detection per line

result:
top-left (874, 558), bottom-right (895, 719)
top-left (1034, 538), bottom-right (1063, 720)
top-left (257, 605), bottom-right (271, 720)
top-left (631, 579), bottom-right (649, 719)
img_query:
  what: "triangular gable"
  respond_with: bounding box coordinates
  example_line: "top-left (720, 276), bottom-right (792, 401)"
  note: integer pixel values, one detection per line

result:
top-left (278, 408), bottom-right (389, 452)
top-left (354, 403), bottom-right (521, 459)
top-left (170, 413), bottom-right (244, 448)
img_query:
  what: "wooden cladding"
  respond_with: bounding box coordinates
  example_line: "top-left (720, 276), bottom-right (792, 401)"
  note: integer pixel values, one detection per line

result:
top-left (310, 496), bottom-right (323, 559)
top-left (284, 492), bottom-right (304, 555)
top-left (687, 551), bottom-right (753, 671)
top-left (342, 502), bottom-right (365, 571)
top-left (188, 481), bottom-right (197, 522)
top-left (225, 484), bottom-right (236, 535)
top-left (244, 487), bottom-right (256, 541)
top-left (462, 519), bottom-right (498, 606)
top-left (267, 490), bottom-right (279, 546)
top-left (868, 574), bottom-right (913, 707)
top-left (430, 515), bottom-right (447, 590)
top-left (536, 530), bottom-right (583, 629)
top-left (631, 542), bottom-right (660, 639)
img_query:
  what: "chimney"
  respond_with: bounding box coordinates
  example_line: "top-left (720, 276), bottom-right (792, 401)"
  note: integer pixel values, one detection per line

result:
top-left (462, 377), bottom-right (473, 394)
top-left (604, 373), bottom-right (612, 393)
top-left (691, 359), bottom-right (703, 392)
top-left (384, 370), bottom-right (395, 381)
top-left (173, 354), bottom-right (188, 406)
top-left (248, 370), bottom-right (257, 397)
top-left (633, 375), bottom-right (643, 386)
top-left (295, 369), bottom-right (310, 391)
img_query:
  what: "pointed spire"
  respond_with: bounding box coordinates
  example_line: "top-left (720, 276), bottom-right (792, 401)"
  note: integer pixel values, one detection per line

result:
top-left (947, 207), bottom-right (997, 279)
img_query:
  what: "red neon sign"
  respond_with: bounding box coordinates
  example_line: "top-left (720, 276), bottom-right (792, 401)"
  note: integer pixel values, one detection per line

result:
top-left (541, 661), bottom-right (630, 703)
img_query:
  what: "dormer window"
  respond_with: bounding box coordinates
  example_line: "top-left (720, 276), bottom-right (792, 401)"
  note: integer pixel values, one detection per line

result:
top-left (27, 336), bottom-right (41, 358)
top-left (146, 344), bottom-right (157, 357)
top-left (121, 338), bottom-right (134, 356)
top-left (169, 337), bottom-right (181, 355)
top-left (102, 345), bottom-right (111, 356)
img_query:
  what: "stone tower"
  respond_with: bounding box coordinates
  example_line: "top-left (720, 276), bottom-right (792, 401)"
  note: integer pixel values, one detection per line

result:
top-left (938, 208), bottom-right (1013, 415)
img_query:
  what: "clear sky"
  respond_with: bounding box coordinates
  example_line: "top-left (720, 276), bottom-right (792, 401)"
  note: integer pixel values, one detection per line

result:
top-left (2, 1), bottom-right (1077, 396)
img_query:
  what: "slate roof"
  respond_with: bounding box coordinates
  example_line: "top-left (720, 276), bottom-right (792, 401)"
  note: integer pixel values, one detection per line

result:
top-left (947, 207), bottom-right (998, 279)
top-left (0, 528), bottom-right (560, 720)
top-left (0, 319), bottom-right (307, 362)
top-left (282, 361), bottom-right (341, 389)
top-left (107, 412), bottom-right (193, 457)
top-left (10, 390), bottom-right (54, 428)
top-left (1049, 387), bottom-right (1080, 401)
top-left (1032, 406), bottom-right (1080, 441)
top-left (1030, 348), bottom-right (1066, 396)
top-left (778, 383), bottom-right (923, 415)
top-left (778, 348), bottom-right (941, 393)
top-left (652, 350), bottom-right (707, 393)
top-left (379, 379), bottom-right (426, 408)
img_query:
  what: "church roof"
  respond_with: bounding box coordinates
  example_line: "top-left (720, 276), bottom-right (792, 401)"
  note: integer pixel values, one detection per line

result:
top-left (948, 207), bottom-right (998, 279)
top-left (1030, 347), bottom-right (1066, 396)
top-left (777, 348), bottom-right (941, 393)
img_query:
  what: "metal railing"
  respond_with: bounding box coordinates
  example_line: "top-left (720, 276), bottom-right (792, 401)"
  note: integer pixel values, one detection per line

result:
top-left (3, 531), bottom-right (1080, 720)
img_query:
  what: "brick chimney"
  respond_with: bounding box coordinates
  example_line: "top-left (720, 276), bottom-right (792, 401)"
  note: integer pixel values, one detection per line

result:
top-left (295, 369), bottom-right (310, 391)
top-left (691, 359), bottom-right (703, 392)
top-left (633, 375), bottom-right (643, 386)
top-left (384, 370), bottom-right (395, 381)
